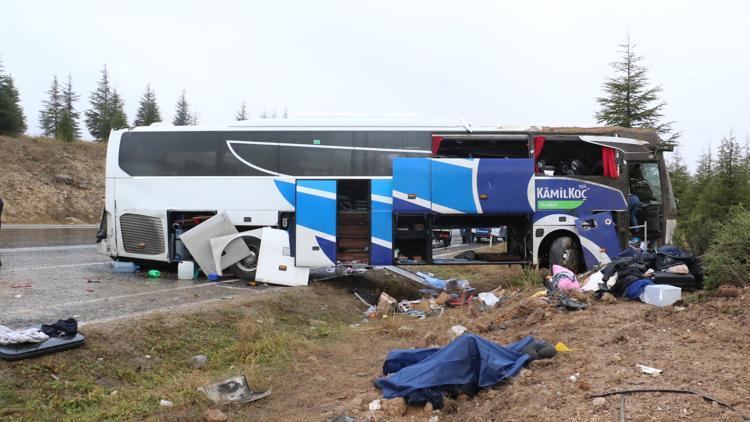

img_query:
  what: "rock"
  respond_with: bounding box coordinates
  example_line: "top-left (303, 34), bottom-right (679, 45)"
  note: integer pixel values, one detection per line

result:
top-left (600, 292), bottom-right (617, 304)
top-left (468, 319), bottom-right (493, 333)
top-left (397, 325), bottom-right (416, 337)
top-left (203, 409), bottom-right (228, 422)
top-left (520, 369), bottom-right (532, 378)
top-left (577, 379), bottom-right (591, 390)
top-left (423, 401), bottom-right (434, 414)
top-left (526, 308), bottom-right (545, 325)
top-left (159, 399), bottom-right (174, 407)
top-left (187, 354), bottom-right (208, 369)
top-left (592, 397), bottom-right (607, 408)
top-left (381, 397), bottom-right (407, 416)
top-left (55, 174), bottom-right (74, 185)
top-left (308, 319), bottom-right (327, 326)
top-left (715, 286), bottom-right (740, 298)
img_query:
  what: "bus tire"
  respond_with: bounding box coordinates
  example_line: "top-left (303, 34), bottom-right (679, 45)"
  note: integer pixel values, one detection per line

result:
top-left (229, 237), bottom-right (261, 280)
top-left (548, 236), bottom-right (580, 272)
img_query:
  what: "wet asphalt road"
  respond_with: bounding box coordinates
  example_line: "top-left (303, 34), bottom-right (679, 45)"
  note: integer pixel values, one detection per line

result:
top-left (0, 226), bottom-right (278, 328)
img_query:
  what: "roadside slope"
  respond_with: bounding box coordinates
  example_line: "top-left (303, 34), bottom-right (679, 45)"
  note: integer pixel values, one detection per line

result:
top-left (0, 136), bottom-right (106, 224)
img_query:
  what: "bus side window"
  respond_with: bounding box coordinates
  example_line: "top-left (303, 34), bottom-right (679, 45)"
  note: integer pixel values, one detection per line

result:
top-left (536, 140), bottom-right (608, 177)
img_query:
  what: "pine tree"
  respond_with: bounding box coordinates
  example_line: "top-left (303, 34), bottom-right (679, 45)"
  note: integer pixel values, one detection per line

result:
top-left (595, 34), bottom-right (678, 142)
top-left (85, 66), bottom-right (128, 141)
top-left (235, 101), bottom-right (248, 121)
top-left (110, 90), bottom-right (128, 131)
top-left (0, 59), bottom-right (27, 136)
top-left (282, 107), bottom-right (288, 119)
top-left (133, 84), bottom-right (162, 126)
top-left (59, 74), bottom-right (81, 141)
top-left (259, 106), bottom-right (268, 119)
top-left (667, 146), bottom-right (691, 211)
top-left (172, 90), bottom-right (192, 126)
top-left (39, 75), bottom-right (62, 138)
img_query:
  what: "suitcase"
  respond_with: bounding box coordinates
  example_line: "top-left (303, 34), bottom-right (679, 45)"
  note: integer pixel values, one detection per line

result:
top-left (0, 327), bottom-right (85, 361)
top-left (652, 271), bottom-right (700, 291)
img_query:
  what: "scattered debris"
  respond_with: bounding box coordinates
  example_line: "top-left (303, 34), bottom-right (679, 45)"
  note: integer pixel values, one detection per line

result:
top-left (368, 399), bottom-right (381, 411)
top-left (85, 289), bottom-right (95, 293)
top-left (10, 283), bottom-right (32, 288)
top-left (376, 292), bottom-right (397, 314)
top-left (589, 388), bottom-right (750, 420)
top-left (380, 397), bottom-right (407, 416)
top-left (451, 325), bottom-right (467, 336)
top-left (112, 261), bottom-right (139, 273)
top-left (203, 409), bottom-right (228, 422)
top-left (330, 411), bottom-right (354, 422)
top-left (187, 354), bottom-right (208, 369)
top-left (477, 292), bottom-right (500, 308)
top-left (159, 399), bottom-right (174, 407)
top-left (554, 342), bottom-right (573, 352)
top-left (636, 364), bottom-right (663, 375)
top-left (147, 269), bottom-right (161, 278)
top-left (197, 375), bottom-right (271, 405)
top-left (592, 397), bottom-right (607, 408)
top-left (87, 279), bottom-right (101, 283)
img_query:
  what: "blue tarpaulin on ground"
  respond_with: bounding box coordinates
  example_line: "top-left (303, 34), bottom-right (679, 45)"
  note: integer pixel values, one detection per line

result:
top-left (375, 334), bottom-right (535, 404)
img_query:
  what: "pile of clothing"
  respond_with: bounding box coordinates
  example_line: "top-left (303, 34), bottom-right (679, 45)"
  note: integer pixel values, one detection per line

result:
top-left (0, 318), bottom-right (78, 345)
top-left (586, 245), bottom-right (703, 299)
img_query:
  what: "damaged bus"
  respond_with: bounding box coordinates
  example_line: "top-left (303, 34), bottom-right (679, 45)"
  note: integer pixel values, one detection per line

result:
top-left (96, 119), bottom-right (675, 278)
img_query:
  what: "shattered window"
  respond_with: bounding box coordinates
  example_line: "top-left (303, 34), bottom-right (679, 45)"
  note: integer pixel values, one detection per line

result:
top-left (629, 163), bottom-right (662, 203)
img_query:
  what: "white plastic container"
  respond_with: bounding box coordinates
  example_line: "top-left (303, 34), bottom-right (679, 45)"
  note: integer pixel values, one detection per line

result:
top-left (178, 261), bottom-right (195, 280)
top-left (641, 284), bottom-right (681, 307)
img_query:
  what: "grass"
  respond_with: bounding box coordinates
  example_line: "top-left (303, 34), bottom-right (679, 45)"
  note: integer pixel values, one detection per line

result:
top-left (0, 287), bottom-right (358, 421)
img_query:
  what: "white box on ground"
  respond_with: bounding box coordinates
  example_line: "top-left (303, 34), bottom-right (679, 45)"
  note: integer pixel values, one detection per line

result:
top-left (641, 284), bottom-right (681, 307)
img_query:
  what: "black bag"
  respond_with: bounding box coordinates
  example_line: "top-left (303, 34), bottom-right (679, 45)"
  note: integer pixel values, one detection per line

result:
top-left (652, 271), bottom-right (700, 291)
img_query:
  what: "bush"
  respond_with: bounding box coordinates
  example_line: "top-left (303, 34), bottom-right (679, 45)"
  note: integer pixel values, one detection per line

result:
top-left (703, 206), bottom-right (750, 290)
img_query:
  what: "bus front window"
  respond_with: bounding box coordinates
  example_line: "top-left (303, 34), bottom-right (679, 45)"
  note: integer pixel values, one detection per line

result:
top-left (629, 163), bottom-right (662, 203)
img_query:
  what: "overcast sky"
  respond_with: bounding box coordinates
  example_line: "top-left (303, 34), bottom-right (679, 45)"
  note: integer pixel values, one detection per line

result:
top-left (2, 0), bottom-right (749, 169)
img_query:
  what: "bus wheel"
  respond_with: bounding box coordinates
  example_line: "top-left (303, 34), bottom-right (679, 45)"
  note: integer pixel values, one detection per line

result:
top-left (548, 236), bottom-right (580, 272)
top-left (229, 237), bottom-right (261, 280)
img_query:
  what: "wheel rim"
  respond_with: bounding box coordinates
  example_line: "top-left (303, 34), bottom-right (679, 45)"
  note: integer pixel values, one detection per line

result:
top-left (561, 248), bottom-right (575, 269)
top-left (235, 246), bottom-right (259, 272)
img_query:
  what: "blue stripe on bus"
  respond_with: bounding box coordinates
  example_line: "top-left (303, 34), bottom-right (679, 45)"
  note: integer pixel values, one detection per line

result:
top-left (297, 179), bottom-right (337, 194)
top-left (274, 179), bottom-right (296, 207)
top-left (316, 236), bottom-right (337, 264)
top-left (371, 243), bottom-right (392, 265)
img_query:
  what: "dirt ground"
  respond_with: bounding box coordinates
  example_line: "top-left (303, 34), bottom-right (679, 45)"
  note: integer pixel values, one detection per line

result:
top-left (1, 274), bottom-right (748, 421)
top-left (0, 136), bottom-right (106, 224)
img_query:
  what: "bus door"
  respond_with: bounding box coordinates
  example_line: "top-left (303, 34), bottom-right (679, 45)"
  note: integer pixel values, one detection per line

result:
top-left (295, 180), bottom-right (337, 267)
top-left (575, 211), bottom-right (620, 268)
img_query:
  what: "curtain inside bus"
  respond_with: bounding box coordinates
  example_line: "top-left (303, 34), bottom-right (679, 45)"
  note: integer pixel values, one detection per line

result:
top-left (602, 147), bottom-right (618, 179)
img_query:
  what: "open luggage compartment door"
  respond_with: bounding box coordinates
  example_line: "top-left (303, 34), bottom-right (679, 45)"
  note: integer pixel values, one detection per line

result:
top-left (370, 179), bottom-right (393, 265)
top-left (295, 180), bottom-right (337, 267)
top-left (392, 158), bottom-right (431, 212)
top-left (574, 212), bottom-right (621, 268)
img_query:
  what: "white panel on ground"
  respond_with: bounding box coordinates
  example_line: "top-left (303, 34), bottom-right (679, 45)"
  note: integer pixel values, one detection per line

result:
top-left (180, 212), bottom-right (252, 275)
top-left (255, 228), bottom-right (310, 287)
